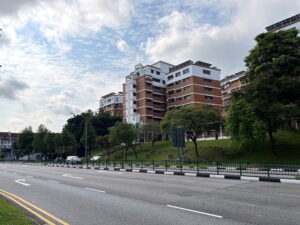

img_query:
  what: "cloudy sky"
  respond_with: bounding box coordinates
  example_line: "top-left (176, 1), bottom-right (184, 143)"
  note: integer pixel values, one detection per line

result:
top-left (0, 0), bottom-right (299, 132)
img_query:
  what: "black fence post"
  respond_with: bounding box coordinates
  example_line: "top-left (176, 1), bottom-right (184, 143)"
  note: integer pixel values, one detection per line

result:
top-left (239, 161), bottom-right (242, 176)
top-left (113, 160), bottom-right (115, 169)
top-left (153, 160), bottom-right (155, 171)
top-left (121, 160), bottom-right (124, 169)
top-left (165, 160), bottom-right (168, 172)
top-left (131, 160), bottom-right (133, 170)
top-left (217, 161), bottom-right (219, 174)
top-left (267, 161), bottom-right (270, 178)
top-left (197, 160), bottom-right (199, 174)
top-left (141, 160), bottom-right (144, 170)
top-left (180, 160), bottom-right (183, 173)
top-left (105, 160), bottom-right (108, 169)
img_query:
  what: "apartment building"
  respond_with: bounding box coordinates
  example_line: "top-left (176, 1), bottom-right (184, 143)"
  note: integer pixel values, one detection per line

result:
top-left (221, 71), bottom-right (246, 113)
top-left (0, 132), bottom-right (18, 151)
top-left (123, 61), bottom-right (173, 124)
top-left (266, 14), bottom-right (300, 32)
top-left (99, 92), bottom-right (123, 116)
top-left (166, 60), bottom-right (222, 111)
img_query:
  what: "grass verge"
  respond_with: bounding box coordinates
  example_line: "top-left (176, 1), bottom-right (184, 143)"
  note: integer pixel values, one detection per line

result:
top-left (0, 196), bottom-right (35, 225)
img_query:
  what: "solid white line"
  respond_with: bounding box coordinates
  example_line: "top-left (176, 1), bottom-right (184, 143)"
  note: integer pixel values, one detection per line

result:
top-left (280, 193), bottom-right (300, 198)
top-left (228, 188), bottom-right (253, 193)
top-left (85, 188), bottom-right (106, 193)
top-left (62, 174), bottom-right (82, 179)
top-left (47, 180), bottom-right (59, 183)
top-left (166, 205), bottom-right (223, 218)
top-left (97, 171), bottom-right (123, 175)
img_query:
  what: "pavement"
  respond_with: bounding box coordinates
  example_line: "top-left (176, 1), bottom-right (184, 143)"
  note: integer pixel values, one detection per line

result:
top-left (0, 163), bottom-right (300, 225)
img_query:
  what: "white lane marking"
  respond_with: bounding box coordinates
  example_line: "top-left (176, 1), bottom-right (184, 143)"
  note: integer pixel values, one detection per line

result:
top-left (166, 205), bottom-right (223, 219)
top-left (280, 179), bottom-right (300, 184)
top-left (280, 193), bottom-right (300, 198)
top-left (26, 175), bottom-right (33, 178)
top-left (48, 180), bottom-right (59, 183)
top-left (85, 188), bottom-right (106, 193)
top-left (62, 174), bottom-right (82, 179)
top-left (15, 179), bottom-right (31, 186)
top-left (228, 188), bottom-right (253, 193)
top-left (97, 171), bottom-right (123, 175)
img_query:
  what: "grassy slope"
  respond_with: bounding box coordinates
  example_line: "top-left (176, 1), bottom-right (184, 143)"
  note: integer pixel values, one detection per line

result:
top-left (103, 131), bottom-right (300, 161)
top-left (0, 197), bottom-right (34, 225)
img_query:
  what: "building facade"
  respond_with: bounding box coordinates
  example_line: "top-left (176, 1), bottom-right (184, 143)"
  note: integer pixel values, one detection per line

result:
top-left (221, 71), bottom-right (246, 113)
top-left (166, 60), bottom-right (222, 111)
top-left (266, 14), bottom-right (300, 32)
top-left (123, 61), bottom-right (173, 124)
top-left (99, 92), bottom-right (123, 116)
top-left (0, 132), bottom-right (18, 151)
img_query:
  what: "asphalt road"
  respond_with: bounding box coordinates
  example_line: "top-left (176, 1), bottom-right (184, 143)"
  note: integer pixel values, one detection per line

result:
top-left (0, 163), bottom-right (299, 225)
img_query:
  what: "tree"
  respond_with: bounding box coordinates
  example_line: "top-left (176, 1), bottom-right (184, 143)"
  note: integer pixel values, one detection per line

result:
top-left (138, 122), bottom-right (161, 146)
top-left (80, 117), bottom-right (96, 158)
top-left (109, 122), bottom-right (138, 160)
top-left (32, 124), bottom-right (49, 158)
top-left (16, 127), bottom-right (34, 158)
top-left (96, 135), bottom-right (113, 159)
top-left (161, 105), bottom-right (222, 158)
top-left (242, 28), bottom-right (300, 154)
top-left (61, 128), bottom-right (76, 155)
top-left (226, 95), bottom-right (266, 150)
top-left (44, 132), bottom-right (56, 159)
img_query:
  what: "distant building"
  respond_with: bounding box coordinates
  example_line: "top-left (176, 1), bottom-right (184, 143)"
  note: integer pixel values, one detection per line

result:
top-left (166, 60), bottom-right (222, 111)
top-left (221, 71), bottom-right (246, 113)
top-left (99, 92), bottom-right (123, 117)
top-left (0, 132), bottom-right (18, 151)
top-left (123, 61), bottom-right (173, 124)
top-left (266, 14), bottom-right (300, 32)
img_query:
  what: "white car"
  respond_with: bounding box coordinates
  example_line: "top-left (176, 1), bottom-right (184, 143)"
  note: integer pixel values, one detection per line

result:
top-left (66, 156), bottom-right (81, 163)
top-left (90, 156), bottom-right (101, 161)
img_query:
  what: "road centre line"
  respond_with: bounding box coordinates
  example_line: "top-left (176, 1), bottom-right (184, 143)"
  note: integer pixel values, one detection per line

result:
top-left (48, 180), bottom-right (59, 183)
top-left (85, 187), bottom-right (106, 193)
top-left (62, 174), bottom-right (82, 179)
top-left (0, 189), bottom-right (70, 225)
top-left (280, 193), bottom-right (300, 198)
top-left (166, 205), bottom-right (223, 219)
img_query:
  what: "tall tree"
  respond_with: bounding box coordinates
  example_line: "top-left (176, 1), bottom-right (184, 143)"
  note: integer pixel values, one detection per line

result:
top-left (138, 122), bottom-right (161, 146)
top-left (16, 127), bottom-right (34, 158)
top-left (32, 124), bottom-right (49, 158)
top-left (109, 122), bottom-right (138, 160)
top-left (44, 132), bottom-right (56, 159)
top-left (243, 28), bottom-right (300, 154)
top-left (161, 105), bottom-right (222, 158)
top-left (61, 128), bottom-right (76, 155)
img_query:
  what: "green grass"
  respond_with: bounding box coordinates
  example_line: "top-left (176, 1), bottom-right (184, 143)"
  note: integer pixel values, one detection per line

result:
top-left (0, 197), bottom-right (34, 225)
top-left (106, 131), bottom-right (300, 162)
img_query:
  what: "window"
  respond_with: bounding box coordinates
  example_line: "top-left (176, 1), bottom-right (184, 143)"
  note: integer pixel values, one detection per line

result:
top-left (153, 93), bottom-right (162, 98)
top-left (154, 118), bottom-right (161, 121)
top-left (175, 80), bottom-right (182, 85)
top-left (203, 69), bottom-right (211, 75)
top-left (153, 101), bottom-right (161, 105)
top-left (133, 92), bottom-right (136, 96)
top-left (183, 68), bottom-right (189, 74)
top-left (175, 88), bottom-right (182, 93)
top-left (156, 71), bottom-right (160, 75)
top-left (146, 99), bottom-right (152, 102)
top-left (203, 78), bottom-right (212, 83)
top-left (183, 86), bottom-right (191, 91)
top-left (153, 78), bottom-right (160, 83)
top-left (176, 97), bottom-right (183, 101)
top-left (147, 107), bottom-right (152, 111)
top-left (146, 82), bottom-right (152, 86)
top-left (147, 116), bottom-right (153, 120)
top-left (205, 96), bottom-right (213, 100)
top-left (162, 80), bottom-right (166, 84)
top-left (183, 78), bottom-right (190, 82)
top-left (204, 87), bottom-right (212, 91)
top-left (151, 69), bottom-right (154, 73)
top-left (167, 75), bottom-right (174, 80)
top-left (153, 109), bottom-right (162, 113)
top-left (184, 95), bottom-right (192, 100)
top-left (168, 98), bottom-right (174, 103)
top-left (146, 90), bottom-right (152, 94)
top-left (133, 109), bottom-right (137, 112)
top-left (175, 72), bottom-right (181, 77)
top-left (167, 83), bottom-right (174, 87)
top-left (153, 86), bottom-right (161, 90)
top-left (133, 84), bottom-right (136, 88)
top-left (133, 101), bottom-right (137, 104)
top-left (168, 90), bottom-right (174, 95)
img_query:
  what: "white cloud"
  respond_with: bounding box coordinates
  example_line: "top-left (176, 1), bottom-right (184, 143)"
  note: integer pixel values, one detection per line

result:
top-left (144, 0), bottom-right (300, 76)
top-left (116, 39), bottom-right (130, 52)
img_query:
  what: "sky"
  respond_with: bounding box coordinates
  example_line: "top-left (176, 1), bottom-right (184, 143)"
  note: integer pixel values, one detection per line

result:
top-left (0, 0), bottom-right (299, 133)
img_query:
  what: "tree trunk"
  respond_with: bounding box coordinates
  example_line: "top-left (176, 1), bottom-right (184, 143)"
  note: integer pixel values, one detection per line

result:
top-left (191, 137), bottom-right (199, 158)
top-left (268, 129), bottom-right (276, 155)
top-left (132, 146), bottom-right (138, 159)
top-left (125, 147), bottom-right (128, 161)
top-left (215, 131), bottom-right (219, 140)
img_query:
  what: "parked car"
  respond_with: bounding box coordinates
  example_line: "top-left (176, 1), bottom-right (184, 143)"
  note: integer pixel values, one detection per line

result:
top-left (66, 156), bottom-right (81, 164)
top-left (90, 156), bottom-right (101, 161)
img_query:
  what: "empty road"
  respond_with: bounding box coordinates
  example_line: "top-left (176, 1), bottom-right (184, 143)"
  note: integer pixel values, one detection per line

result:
top-left (0, 163), bottom-right (299, 225)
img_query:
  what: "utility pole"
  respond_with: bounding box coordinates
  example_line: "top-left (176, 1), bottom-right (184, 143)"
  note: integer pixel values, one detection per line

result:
top-left (85, 116), bottom-right (88, 163)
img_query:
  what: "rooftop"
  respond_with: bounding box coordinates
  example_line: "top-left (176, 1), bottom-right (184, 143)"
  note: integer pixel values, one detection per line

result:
top-left (266, 14), bottom-right (300, 32)
top-left (168, 60), bottom-right (219, 73)
top-left (221, 71), bottom-right (246, 83)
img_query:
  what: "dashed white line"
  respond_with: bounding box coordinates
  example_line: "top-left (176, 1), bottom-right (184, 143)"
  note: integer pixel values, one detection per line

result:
top-left (47, 180), bottom-right (59, 183)
top-left (62, 174), bottom-right (82, 179)
top-left (84, 188), bottom-right (106, 193)
top-left (26, 175), bottom-right (33, 178)
top-left (280, 193), bottom-right (300, 198)
top-left (166, 205), bottom-right (223, 219)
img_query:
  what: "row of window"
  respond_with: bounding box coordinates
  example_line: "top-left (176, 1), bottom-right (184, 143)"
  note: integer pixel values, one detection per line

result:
top-left (150, 69), bottom-right (161, 75)
top-left (168, 95), bottom-right (214, 103)
top-left (167, 68), bottom-right (211, 81)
